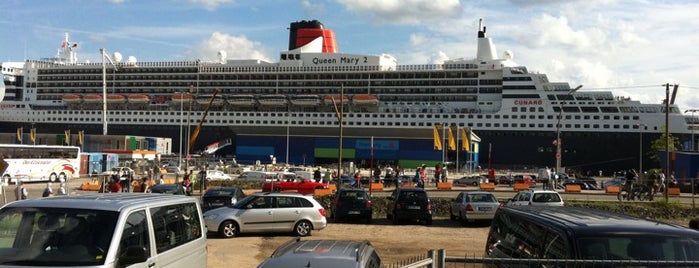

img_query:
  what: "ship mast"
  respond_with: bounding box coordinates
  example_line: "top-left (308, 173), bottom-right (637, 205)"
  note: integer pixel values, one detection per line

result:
top-left (101, 49), bottom-right (118, 135)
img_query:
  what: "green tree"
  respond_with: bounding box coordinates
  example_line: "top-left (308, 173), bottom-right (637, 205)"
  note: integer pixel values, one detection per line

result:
top-left (649, 126), bottom-right (680, 164)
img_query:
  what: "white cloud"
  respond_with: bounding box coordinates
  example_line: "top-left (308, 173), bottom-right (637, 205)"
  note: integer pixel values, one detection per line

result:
top-left (429, 51), bottom-right (449, 64)
top-left (190, 32), bottom-right (272, 62)
top-left (188, 0), bottom-right (234, 11)
top-left (302, 0), bottom-right (325, 15)
top-left (409, 33), bottom-right (426, 46)
top-left (337, 0), bottom-right (461, 24)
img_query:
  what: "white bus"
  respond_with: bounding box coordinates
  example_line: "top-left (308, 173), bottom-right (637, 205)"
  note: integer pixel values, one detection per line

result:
top-left (0, 144), bottom-right (81, 183)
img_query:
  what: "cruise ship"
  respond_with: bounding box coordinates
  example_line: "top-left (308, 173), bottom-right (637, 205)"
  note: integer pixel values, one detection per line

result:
top-left (1, 20), bottom-right (696, 173)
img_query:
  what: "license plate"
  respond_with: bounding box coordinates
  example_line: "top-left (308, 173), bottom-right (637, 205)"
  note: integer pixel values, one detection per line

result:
top-left (348, 211), bottom-right (360, 215)
top-left (407, 205), bottom-right (420, 209)
top-left (210, 202), bottom-right (224, 206)
top-left (478, 207), bottom-right (492, 211)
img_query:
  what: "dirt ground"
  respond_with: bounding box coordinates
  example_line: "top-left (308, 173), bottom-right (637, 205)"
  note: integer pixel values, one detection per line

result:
top-left (206, 217), bottom-right (490, 268)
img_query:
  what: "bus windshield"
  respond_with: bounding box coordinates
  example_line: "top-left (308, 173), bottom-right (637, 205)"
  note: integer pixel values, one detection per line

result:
top-left (0, 145), bottom-right (81, 183)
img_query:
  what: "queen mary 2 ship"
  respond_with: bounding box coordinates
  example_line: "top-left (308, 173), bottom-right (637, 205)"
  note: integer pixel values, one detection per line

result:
top-left (0, 19), bottom-right (696, 172)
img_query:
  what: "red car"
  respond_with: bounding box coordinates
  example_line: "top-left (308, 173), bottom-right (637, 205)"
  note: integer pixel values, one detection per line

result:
top-left (262, 179), bottom-right (328, 195)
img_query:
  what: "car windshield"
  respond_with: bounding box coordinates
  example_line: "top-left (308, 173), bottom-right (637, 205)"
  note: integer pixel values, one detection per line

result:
top-left (0, 207), bottom-right (119, 266)
top-left (577, 236), bottom-right (699, 260)
top-left (232, 195), bottom-right (259, 209)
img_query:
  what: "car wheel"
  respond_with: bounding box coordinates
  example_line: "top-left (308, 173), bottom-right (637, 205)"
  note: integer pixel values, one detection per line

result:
top-left (459, 212), bottom-right (468, 226)
top-left (425, 216), bottom-right (433, 226)
top-left (49, 173), bottom-right (58, 182)
top-left (449, 208), bottom-right (456, 220)
top-left (218, 220), bottom-right (239, 238)
top-left (365, 215), bottom-right (372, 224)
top-left (294, 220), bottom-right (313, 236)
top-left (392, 213), bottom-right (399, 225)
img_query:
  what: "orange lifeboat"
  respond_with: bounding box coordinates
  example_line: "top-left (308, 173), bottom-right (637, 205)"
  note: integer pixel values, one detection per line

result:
top-left (352, 94), bottom-right (379, 106)
top-left (172, 93), bottom-right (194, 105)
top-left (61, 94), bottom-right (82, 104)
top-left (107, 94), bottom-right (127, 103)
top-left (127, 94), bottom-right (150, 104)
top-left (82, 94), bottom-right (102, 103)
top-left (323, 95), bottom-right (349, 105)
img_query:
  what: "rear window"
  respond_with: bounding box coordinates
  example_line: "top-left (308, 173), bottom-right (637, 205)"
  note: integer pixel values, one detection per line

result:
top-left (577, 236), bottom-right (699, 260)
top-left (399, 191), bottom-right (427, 201)
top-left (469, 194), bottom-right (496, 202)
top-left (532, 193), bottom-right (561, 202)
top-left (339, 191), bottom-right (366, 200)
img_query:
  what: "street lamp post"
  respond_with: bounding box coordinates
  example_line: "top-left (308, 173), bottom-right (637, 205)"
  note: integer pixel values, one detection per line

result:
top-left (686, 109), bottom-right (698, 151)
top-left (555, 85), bottom-right (582, 177)
top-left (637, 123), bottom-right (646, 173)
top-left (177, 92), bottom-right (184, 179)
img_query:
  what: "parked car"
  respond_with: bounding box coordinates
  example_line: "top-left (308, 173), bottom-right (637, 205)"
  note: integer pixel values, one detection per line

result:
top-left (201, 187), bottom-right (246, 211)
top-left (494, 175), bottom-right (514, 185)
top-left (563, 178), bottom-right (598, 190)
top-left (506, 190), bottom-right (564, 206)
top-left (386, 188), bottom-right (432, 225)
top-left (258, 237), bottom-right (381, 268)
top-left (205, 170), bottom-right (233, 180)
top-left (262, 178), bottom-right (329, 194)
top-left (0, 194), bottom-right (207, 267)
top-left (602, 177), bottom-right (625, 188)
top-left (453, 176), bottom-right (486, 186)
top-left (332, 188), bottom-right (373, 223)
top-left (449, 191), bottom-right (501, 225)
top-left (512, 174), bottom-right (536, 185)
top-left (486, 206), bottom-right (699, 262)
top-left (149, 183), bottom-right (186, 195)
top-left (203, 192), bottom-right (327, 238)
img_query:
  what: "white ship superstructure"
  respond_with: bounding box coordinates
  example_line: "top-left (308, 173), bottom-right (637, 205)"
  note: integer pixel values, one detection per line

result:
top-left (0, 20), bottom-right (695, 171)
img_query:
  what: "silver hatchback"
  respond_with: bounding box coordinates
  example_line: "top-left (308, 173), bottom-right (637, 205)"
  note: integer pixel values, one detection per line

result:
top-left (203, 192), bottom-right (327, 238)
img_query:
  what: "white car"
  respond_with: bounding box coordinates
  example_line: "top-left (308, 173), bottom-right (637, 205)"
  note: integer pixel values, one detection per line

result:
top-left (449, 191), bottom-right (502, 224)
top-left (203, 192), bottom-right (327, 238)
top-left (206, 170), bottom-right (233, 180)
top-left (506, 190), bottom-right (564, 206)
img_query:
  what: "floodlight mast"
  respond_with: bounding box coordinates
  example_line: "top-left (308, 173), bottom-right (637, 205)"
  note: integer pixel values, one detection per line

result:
top-left (101, 48), bottom-right (118, 135)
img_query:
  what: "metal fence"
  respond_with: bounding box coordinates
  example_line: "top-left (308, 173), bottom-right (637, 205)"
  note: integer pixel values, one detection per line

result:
top-left (383, 249), bottom-right (699, 268)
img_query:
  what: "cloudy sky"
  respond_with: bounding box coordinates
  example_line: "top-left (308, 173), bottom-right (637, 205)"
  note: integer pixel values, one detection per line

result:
top-left (1, 0), bottom-right (698, 110)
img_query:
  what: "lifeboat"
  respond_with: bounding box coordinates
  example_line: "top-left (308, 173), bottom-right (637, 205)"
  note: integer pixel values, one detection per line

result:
top-left (196, 95), bottom-right (226, 106)
top-left (152, 95), bottom-right (169, 103)
top-left (352, 94), bottom-right (379, 106)
top-left (323, 95), bottom-right (349, 105)
top-left (258, 95), bottom-right (288, 106)
top-left (227, 94), bottom-right (257, 106)
top-left (61, 94), bottom-right (82, 104)
top-left (290, 95), bottom-right (321, 106)
top-left (172, 93), bottom-right (194, 105)
top-left (107, 94), bottom-right (127, 104)
top-left (82, 94), bottom-right (102, 103)
top-left (127, 94), bottom-right (150, 104)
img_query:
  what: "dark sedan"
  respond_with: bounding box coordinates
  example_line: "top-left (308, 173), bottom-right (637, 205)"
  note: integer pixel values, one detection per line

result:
top-left (202, 187), bottom-right (246, 211)
top-left (148, 184), bottom-right (186, 195)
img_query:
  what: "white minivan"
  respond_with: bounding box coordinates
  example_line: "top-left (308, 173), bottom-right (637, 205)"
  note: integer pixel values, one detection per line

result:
top-left (0, 193), bottom-right (207, 267)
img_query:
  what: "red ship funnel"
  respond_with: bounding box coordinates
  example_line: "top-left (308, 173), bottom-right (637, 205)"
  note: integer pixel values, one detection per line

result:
top-left (288, 20), bottom-right (338, 53)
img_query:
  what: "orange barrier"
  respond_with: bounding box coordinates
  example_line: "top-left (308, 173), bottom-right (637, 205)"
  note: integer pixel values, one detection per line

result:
top-left (605, 185), bottom-right (620, 193)
top-left (314, 188), bottom-right (333, 196)
top-left (479, 182), bottom-right (495, 191)
top-left (513, 183), bottom-right (530, 191)
top-left (79, 181), bottom-right (102, 191)
top-left (370, 183), bottom-right (383, 191)
top-left (565, 184), bottom-right (582, 193)
top-left (668, 187), bottom-right (681, 196)
top-left (327, 184), bottom-right (337, 192)
top-left (437, 182), bottom-right (453, 190)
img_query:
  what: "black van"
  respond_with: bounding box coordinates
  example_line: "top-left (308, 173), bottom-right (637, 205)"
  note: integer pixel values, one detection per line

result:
top-left (485, 206), bottom-right (699, 265)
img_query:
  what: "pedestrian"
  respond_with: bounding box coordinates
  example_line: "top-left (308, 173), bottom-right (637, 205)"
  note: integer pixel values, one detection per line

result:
top-left (15, 181), bottom-right (28, 200)
top-left (313, 168), bottom-right (321, 182)
top-left (182, 175), bottom-right (192, 196)
top-left (419, 164), bottom-right (427, 188)
top-left (441, 168), bottom-right (448, 183)
top-left (110, 176), bottom-right (122, 193)
top-left (141, 177), bottom-right (153, 193)
top-left (42, 182), bottom-right (53, 197)
top-left (434, 165), bottom-right (442, 187)
top-left (57, 182), bottom-right (67, 196)
top-left (157, 174), bottom-right (165, 185)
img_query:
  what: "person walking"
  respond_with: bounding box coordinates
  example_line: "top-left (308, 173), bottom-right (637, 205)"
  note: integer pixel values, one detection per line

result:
top-left (182, 174), bottom-right (192, 196)
top-left (57, 182), bottom-right (67, 196)
top-left (15, 181), bottom-right (28, 200)
top-left (42, 182), bottom-right (53, 197)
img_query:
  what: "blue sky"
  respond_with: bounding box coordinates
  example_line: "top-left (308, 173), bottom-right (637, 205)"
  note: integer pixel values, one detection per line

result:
top-left (1, 0), bottom-right (698, 110)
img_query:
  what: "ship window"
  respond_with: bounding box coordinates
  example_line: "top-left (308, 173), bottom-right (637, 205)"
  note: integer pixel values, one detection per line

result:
top-left (520, 123), bottom-right (526, 127)
top-left (485, 123), bottom-right (491, 127)
top-left (520, 107), bottom-right (526, 112)
top-left (503, 123), bottom-right (508, 127)
top-left (547, 124), bottom-right (553, 128)
top-left (494, 123), bottom-right (500, 127)
top-left (511, 107), bottom-right (517, 112)
top-left (503, 115), bottom-right (509, 119)
top-left (511, 115), bottom-right (517, 119)
top-left (603, 124), bottom-right (609, 128)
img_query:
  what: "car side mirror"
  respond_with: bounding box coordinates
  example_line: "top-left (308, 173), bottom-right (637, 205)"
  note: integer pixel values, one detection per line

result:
top-left (118, 245), bottom-right (148, 266)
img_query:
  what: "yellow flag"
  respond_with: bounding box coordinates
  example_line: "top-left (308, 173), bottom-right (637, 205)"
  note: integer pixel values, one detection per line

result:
top-left (447, 126), bottom-right (456, 151)
top-left (30, 128), bottom-right (36, 143)
top-left (64, 129), bottom-right (70, 145)
top-left (78, 130), bottom-right (84, 146)
top-left (433, 125), bottom-right (442, 151)
top-left (461, 127), bottom-right (471, 151)
top-left (16, 128), bottom-right (22, 143)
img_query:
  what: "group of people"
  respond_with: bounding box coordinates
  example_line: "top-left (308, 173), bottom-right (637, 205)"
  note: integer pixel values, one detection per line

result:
top-left (12, 180), bottom-right (67, 200)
